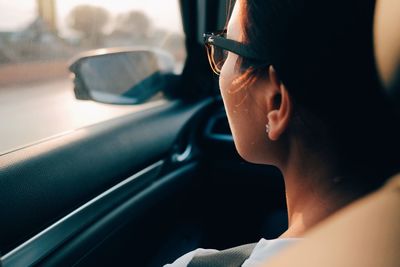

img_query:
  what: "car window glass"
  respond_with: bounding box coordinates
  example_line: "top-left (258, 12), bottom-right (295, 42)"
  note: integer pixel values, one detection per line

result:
top-left (0, 0), bottom-right (185, 154)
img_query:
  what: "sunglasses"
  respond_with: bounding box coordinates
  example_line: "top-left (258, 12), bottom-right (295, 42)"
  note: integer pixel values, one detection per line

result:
top-left (203, 29), bottom-right (270, 75)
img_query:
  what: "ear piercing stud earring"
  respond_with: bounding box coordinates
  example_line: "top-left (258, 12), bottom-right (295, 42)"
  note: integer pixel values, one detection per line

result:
top-left (265, 124), bottom-right (270, 133)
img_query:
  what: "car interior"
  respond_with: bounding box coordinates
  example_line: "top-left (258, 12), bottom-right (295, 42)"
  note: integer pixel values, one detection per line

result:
top-left (0, 1), bottom-right (288, 266)
top-left (1, 0), bottom-right (398, 266)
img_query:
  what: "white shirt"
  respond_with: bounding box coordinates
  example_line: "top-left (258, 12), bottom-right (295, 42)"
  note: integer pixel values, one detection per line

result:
top-left (164, 238), bottom-right (299, 267)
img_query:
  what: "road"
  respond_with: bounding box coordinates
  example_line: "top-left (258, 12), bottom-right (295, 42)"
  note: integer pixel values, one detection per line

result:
top-left (0, 78), bottom-right (164, 155)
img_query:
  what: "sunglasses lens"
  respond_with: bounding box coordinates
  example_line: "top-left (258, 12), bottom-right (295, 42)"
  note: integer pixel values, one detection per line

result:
top-left (206, 43), bottom-right (228, 75)
top-left (211, 45), bottom-right (228, 73)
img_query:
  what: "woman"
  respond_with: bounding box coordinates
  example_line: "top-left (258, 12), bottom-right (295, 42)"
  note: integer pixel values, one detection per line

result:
top-left (166, 0), bottom-right (399, 265)
top-left (258, 1), bottom-right (400, 266)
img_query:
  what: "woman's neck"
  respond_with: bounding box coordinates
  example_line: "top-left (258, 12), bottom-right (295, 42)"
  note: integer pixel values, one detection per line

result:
top-left (277, 139), bottom-right (354, 238)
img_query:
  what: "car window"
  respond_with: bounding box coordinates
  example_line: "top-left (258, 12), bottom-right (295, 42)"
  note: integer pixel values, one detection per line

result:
top-left (0, 0), bottom-right (186, 154)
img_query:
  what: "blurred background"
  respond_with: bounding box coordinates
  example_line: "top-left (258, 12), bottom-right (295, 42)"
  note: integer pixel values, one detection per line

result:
top-left (0, 0), bottom-right (186, 154)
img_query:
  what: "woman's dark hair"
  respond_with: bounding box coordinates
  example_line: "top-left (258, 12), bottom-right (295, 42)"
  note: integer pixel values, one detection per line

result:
top-left (238, 0), bottom-right (399, 193)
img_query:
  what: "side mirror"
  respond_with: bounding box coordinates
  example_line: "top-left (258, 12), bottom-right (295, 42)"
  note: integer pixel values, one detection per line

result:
top-left (69, 48), bottom-right (177, 104)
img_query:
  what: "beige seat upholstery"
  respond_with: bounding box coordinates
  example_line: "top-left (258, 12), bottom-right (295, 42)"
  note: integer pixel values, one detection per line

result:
top-left (261, 175), bottom-right (400, 267)
top-left (374, 0), bottom-right (400, 91)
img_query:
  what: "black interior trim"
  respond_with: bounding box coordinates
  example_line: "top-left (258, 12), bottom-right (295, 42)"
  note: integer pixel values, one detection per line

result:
top-left (0, 98), bottom-right (213, 254)
top-left (38, 162), bottom-right (199, 267)
top-left (204, 111), bottom-right (234, 142)
top-left (1, 161), bottom-right (164, 267)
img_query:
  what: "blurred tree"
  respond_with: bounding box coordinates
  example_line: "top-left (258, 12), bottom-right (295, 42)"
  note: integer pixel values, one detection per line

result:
top-left (161, 33), bottom-right (186, 63)
top-left (114, 11), bottom-right (152, 38)
top-left (67, 5), bottom-right (110, 46)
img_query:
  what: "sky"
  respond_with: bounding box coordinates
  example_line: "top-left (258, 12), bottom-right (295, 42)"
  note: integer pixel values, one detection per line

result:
top-left (0, 0), bottom-right (183, 36)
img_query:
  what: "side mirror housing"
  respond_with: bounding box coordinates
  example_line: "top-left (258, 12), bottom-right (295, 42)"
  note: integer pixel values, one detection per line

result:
top-left (69, 47), bottom-right (177, 105)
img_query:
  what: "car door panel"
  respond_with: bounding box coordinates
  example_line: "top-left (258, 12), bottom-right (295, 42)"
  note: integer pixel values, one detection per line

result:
top-left (0, 98), bottom-right (212, 259)
top-left (37, 162), bottom-right (199, 267)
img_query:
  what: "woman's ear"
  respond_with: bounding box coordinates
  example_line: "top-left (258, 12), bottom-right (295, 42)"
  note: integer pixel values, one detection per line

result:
top-left (267, 66), bottom-right (293, 141)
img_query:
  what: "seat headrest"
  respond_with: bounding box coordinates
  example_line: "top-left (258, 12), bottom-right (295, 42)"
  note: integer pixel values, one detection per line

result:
top-left (374, 0), bottom-right (400, 108)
